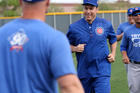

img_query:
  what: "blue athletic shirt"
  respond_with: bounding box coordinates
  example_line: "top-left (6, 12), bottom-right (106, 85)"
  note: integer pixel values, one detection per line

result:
top-left (0, 18), bottom-right (76, 93)
top-left (67, 17), bottom-right (117, 78)
top-left (120, 24), bottom-right (140, 62)
top-left (116, 22), bottom-right (132, 35)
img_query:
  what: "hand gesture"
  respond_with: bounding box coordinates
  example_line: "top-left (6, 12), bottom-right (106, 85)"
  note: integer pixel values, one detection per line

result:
top-left (122, 56), bottom-right (130, 64)
top-left (108, 53), bottom-right (115, 63)
top-left (76, 44), bottom-right (86, 52)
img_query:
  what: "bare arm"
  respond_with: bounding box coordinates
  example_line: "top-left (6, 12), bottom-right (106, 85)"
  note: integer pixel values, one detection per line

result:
top-left (117, 33), bottom-right (123, 41)
top-left (57, 74), bottom-right (84, 93)
top-left (108, 42), bottom-right (117, 63)
top-left (71, 44), bottom-right (86, 53)
top-left (121, 51), bottom-right (130, 64)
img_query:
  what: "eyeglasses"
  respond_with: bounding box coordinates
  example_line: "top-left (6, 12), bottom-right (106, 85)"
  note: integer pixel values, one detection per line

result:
top-left (133, 12), bottom-right (140, 16)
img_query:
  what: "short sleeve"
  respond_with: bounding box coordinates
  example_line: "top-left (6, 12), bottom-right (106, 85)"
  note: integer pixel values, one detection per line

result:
top-left (116, 24), bottom-right (123, 35)
top-left (107, 24), bottom-right (117, 44)
top-left (120, 32), bottom-right (128, 51)
top-left (66, 25), bottom-right (76, 46)
top-left (49, 32), bottom-right (76, 79)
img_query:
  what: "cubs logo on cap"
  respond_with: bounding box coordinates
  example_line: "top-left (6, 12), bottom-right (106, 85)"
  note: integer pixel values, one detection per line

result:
top-left (95, 27), bottom-right (104, 35)
top-left (83, 0), bottom-right (98, 7)
top-left (23, 0), bottom-right (44, 3)
top-left (135, 7), bottom-right (138, 10)
top-left (132, 7), bottom-right (140, 15)
top-left (127, 8), bottom-right (134, 16)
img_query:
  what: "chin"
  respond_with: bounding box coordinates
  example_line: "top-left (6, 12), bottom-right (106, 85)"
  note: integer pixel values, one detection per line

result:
top-left (86, 18), bottom-right (91, 21)
top-left (87, 19), bottom-right (92, 21)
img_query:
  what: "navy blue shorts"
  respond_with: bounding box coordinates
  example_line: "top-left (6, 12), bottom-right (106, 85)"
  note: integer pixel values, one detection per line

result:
top-left (80, 77), bottom-right (111, 93)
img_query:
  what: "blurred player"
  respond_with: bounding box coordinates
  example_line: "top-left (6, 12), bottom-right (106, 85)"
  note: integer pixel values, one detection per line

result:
top-left (67, 0), bottom-right (117, 93)
top-left (0, 0), bottom-right (84, 93)
top-left (116, 8), bottom-right (135, 41)
top-left (117, 8), bottom-right (135, 74)
top-left (121, 7), bottom-right (140, 93)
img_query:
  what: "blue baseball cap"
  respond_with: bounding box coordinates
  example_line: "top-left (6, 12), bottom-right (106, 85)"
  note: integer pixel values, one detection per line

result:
top-left (83, 0), bottom-right (98, 7)
top-left (132, 7), bottom-right (140, 16)
top-left (23, 0), bottom-right (44, 3)
top-left (133, 7), bottom-right (140, 13)
top-left (127, 8), bottom-right (134, 16)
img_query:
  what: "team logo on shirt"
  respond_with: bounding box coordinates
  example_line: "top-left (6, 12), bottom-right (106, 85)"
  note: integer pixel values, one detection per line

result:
top-left (131, 34), bottom-right (140, 47)
top-left (8, 28), bottom-right (29, 51)
top-left (95, 27), bottom-right (104, 35)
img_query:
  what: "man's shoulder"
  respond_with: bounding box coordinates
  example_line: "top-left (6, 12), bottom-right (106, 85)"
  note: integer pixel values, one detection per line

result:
top-left (119, 22), bottom-right (129, 26)
top-left (124, 25), bottom-right (135, 34)
top-left (0, 18), bottom-right (65, 39)
top-left (70, 18), bottom-right (85, 27)
top-left (0, 19), bottom-right (17, 29)
top-left (96, 17), bottom-right (112, 25)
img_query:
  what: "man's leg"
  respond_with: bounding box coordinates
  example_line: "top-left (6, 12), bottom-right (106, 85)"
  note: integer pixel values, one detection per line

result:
top-left (93, 76), bottom-right (111, 93)
top-left (80, 78), bottom-right (95, 93)
top-left (128, 63), bottom-right (140, 93)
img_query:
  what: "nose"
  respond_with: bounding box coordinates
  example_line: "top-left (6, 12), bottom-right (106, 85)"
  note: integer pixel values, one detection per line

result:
top-left (87, 9), bottom-right (90, 14)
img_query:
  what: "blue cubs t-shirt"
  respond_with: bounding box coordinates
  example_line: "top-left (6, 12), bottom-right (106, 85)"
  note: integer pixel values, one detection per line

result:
top-left (120, 25), bottom-right (140, 62)
top-left (116, 22), bottom-right (132, 35)
top-left (67, 17), bottom-right (117, 78)
top-left (0, 18), bottom-right (76, 93)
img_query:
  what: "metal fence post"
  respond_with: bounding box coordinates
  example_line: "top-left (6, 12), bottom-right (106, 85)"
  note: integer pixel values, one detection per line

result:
top-left (54, 14), bottom-right (56, 29)
top-left (111, 12), bottom-right (114, 27)
top-left (69, 13), bottom-right (72, 25)
top-left (119, 12), bottom-right (122, 24)
top-left (102, 13), bottom-right (104, 18)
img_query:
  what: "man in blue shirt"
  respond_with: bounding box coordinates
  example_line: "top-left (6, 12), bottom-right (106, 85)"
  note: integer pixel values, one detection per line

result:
top-left (121, 7), bottom-right (140, 93)
top-left (67, 0), bottom-right (117, 93)
top-left (0, 0), bottom-right (84, 93)
top-left (116, 8), bottom-right (135, 41)
top-left (117, 8), bottom-right (135, 76)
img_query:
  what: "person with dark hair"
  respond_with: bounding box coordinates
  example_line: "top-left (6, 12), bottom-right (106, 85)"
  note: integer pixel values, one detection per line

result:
top-left (121, 7), bottom-right (140, 93)
top-left (67, 0), bottom-right (117, 93)
top-left (0, 0), bottom-right (84, 93)
top-left (116, 8), bottom-right (135, 41)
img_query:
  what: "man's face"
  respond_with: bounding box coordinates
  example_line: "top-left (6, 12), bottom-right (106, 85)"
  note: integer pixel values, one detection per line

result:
top-left (83, 5), bottom-right (98, 23)
top-left (133, 11), bottom-right (140, 24)
top-left (128, 15), bottom-right (135, 24)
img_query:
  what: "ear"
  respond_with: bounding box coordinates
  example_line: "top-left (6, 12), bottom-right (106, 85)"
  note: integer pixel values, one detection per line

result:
top-left (19, 0), bottom-right (22, 6)
top-left (96, 7), bottom-right (99, 13)
top-left (46, 0), bottom-right (50, 7)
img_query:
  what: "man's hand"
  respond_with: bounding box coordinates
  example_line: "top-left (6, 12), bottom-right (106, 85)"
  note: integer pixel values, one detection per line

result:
top-left (122, 55), bottom-right (130, 64)
top-left (121, 51), bottom-right (130, 64)
top-left (75, 44), bottom-right (86, 52)
top-left (108, 53), bottom-right (115, 63)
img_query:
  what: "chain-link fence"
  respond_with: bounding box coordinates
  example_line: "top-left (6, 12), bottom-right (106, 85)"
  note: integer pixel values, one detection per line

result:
top-left (0, 10), bottom-right (127, 33)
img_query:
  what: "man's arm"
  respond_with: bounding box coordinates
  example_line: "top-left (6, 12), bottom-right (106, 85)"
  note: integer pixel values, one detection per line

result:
top-left (57, 74), bottom-right (84, 93)
top-left (120, 31), bottom-right (129, 64)
top-left (108, 42), bottom-right (117, 63)
top-left (121, 51), bottom-right (130, 64)
top-left (71, 44), bottom-right (86, 53)
top-left (117, 33), bottom-right (124, 41)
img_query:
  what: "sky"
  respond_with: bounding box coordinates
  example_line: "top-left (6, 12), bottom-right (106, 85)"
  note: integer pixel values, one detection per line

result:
top-left (50, 0), bottom-right (140, 3)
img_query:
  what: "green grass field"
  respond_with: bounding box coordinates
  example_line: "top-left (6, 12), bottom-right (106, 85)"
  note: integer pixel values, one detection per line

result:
top-left (72, 42), bottom-right (129, 93)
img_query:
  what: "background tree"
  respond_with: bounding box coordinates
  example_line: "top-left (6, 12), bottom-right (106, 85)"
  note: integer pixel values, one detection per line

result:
top-left (0, 0), bottom-right (20, 17)
top-left (48, 4), bottom-right (64, 12)
top-left (0, 1), bottom-right (64, 17)
top-left (75, 5), bottom-right (83, 11)
top-left (75, 3), bottom-right (115, 11)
